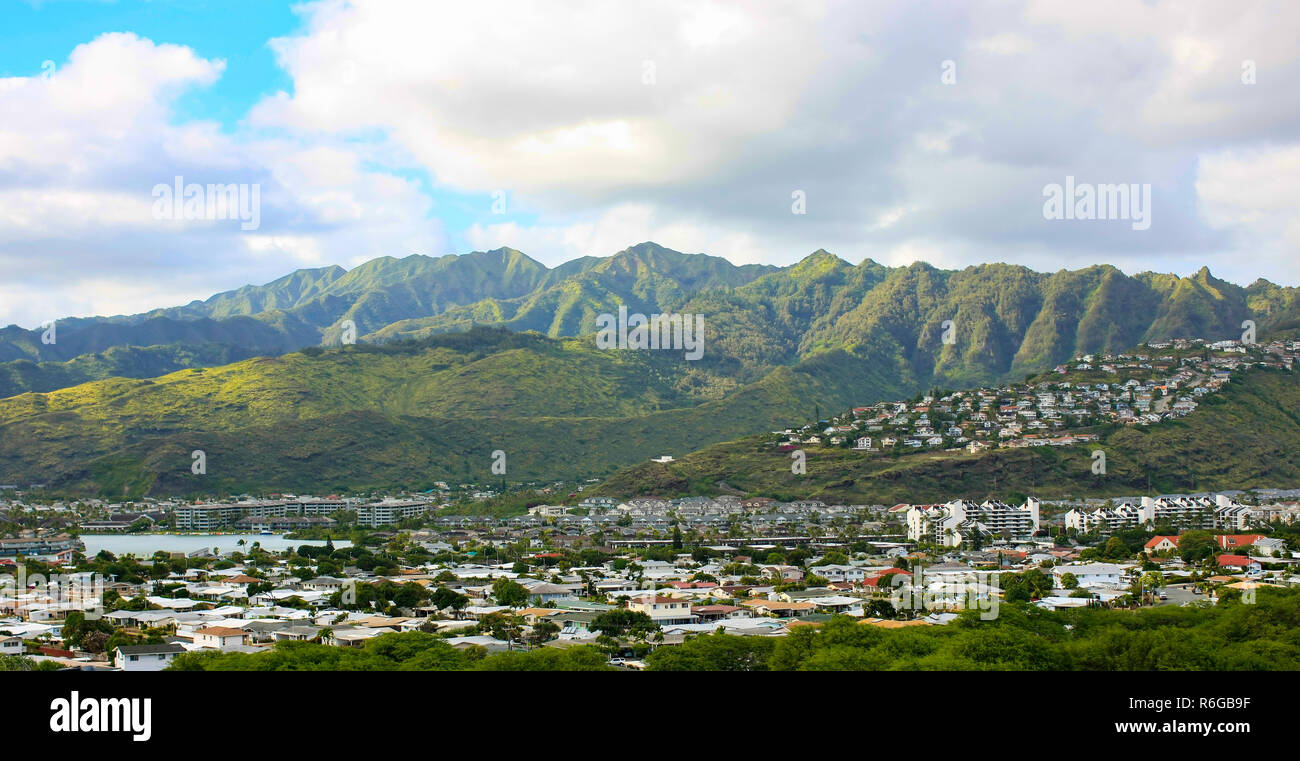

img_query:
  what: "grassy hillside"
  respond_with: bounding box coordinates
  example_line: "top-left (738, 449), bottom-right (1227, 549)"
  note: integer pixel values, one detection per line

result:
top-left (0, 329), bottom-right (881, 496)
top-left (0, 342), bottom-right (270, 398)
top-left (594, 367), bottom-right (1300, 504)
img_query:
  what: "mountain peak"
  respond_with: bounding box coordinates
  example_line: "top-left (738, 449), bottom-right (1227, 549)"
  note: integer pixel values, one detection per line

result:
top-left (790, 249), bottom-right (848, 270)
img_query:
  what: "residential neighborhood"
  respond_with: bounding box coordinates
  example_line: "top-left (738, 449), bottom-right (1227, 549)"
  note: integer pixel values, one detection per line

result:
top-left (3, 334), bottom-right (1300, 673)
top-left (4, 482), bottom-right (1300, 671)
top-left (778, 338), bottom-right (1300, 454)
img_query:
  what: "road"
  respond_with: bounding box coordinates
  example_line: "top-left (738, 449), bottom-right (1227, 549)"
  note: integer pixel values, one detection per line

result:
top-left (1154, 582), bottom-right (1203, 607)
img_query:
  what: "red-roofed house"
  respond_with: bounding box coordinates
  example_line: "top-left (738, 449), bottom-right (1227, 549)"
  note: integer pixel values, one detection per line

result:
top-left (1215, 534), bottom-right (1267, 550)
top-left (1217, 554), bottom-right (1262, 573)
top-left (1144, 535), bottom-right (1179, 553)
top-left (863, 568), bottom-right (912, 587)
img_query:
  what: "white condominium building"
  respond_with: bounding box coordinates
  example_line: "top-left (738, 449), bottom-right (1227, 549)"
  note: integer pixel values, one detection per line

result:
top-left (906, 498), bottom-right (1041, 547)
top-left (1063, 494), bottom-right (1257, 534)
top-left (173, 497), bottom-right (353, 530)
top-left (355, 498), bottom-right (431, 527)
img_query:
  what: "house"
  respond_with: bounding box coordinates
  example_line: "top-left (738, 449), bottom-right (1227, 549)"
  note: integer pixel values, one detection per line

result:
top-left (114, 643), bottom-right (186, 672)
top-left (1215, 534), bottom-right (1267, 550)
top-left (301, 576), bottom-right (345, 593)
top-left (1217, 555), bottom-right (1262, 574)
top-left (223, 574), bottom-right (263, 587)
top-left (522, 582), bottom-right (579, 603)
top-left (1253, 537), bottom-right (1287, 556)
top-left (809, 595), bottom-right (862, 613)
top-left (1052, 563), bottom-right (1125, 587)
top-left (1, 635), bottom-right (22, 656)
top-left (193, 626), bottom-right (247, 651)
top-left (271, 625), bottom-right (322, 642)
top-left (813, 564), bottom-right (866, 583)
top-left (328, 627), bottom-right (392, 647)
top-left (1144, 535), bottom-right (1179, 554)
top-left (444, 635), bottom-right (513, 653)
top-left (740, 599), bottom-right (816, 618)
top-left (760, 565), bottom-right (804, 582)
top-left (625, 595), bottom-right (696, 625)
top-left (863, 568), bottom-right (912, 588)
top-left (690, 604), bottom-right (747, 622)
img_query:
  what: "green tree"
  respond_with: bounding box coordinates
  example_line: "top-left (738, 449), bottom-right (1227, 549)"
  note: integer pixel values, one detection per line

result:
top-left (491, 577), bottom-right (529, 607)
top-left (527, 620), bottom-right (560, 646)
top-left (1178, 530), bottom-right (1218, 564)
top-left (590, 609), bottom-right (659, 640)
top-left (646, 632), bottom-right (776, 671)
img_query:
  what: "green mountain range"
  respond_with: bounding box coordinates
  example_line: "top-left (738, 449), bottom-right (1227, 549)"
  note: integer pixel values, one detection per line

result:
top-left (3, 242), bottom-right (1299, 496)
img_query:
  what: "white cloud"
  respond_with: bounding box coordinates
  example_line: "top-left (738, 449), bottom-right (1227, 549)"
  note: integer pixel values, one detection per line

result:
top-left (0, 32), bottom-right (446, 328)
top-left (465, 203), bottom-right (770, 266)
top-left (1196, 145), bottom-right (1300, 283)
top-left (4, 1), bottom-right (1300, 328)
top-left (248, 0), bottom-right (1300, 283)
top-left (253, 0), bottom-right (833, 199)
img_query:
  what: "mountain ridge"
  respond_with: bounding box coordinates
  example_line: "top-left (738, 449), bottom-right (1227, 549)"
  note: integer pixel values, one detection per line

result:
top-left (2, 243), bottom-right (1298, 400)
top-left (5, 243), bottom-right (1300, 495)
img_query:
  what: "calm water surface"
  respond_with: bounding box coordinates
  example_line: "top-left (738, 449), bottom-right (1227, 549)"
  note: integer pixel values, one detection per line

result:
top-left (80, 533), bottom-right (351, 557)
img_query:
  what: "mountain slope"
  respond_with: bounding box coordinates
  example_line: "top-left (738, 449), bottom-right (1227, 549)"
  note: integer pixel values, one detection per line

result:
top-left (4, 245), bottom-right (1299, 402)
top-left (593, 367), bottom-right (1300, 504)
top-left (0, 243), bottom-right (782, 395)
top-left (6, 243), bottom-right (1300, 498)
top-left (0, 329), bottom-right (873, 496)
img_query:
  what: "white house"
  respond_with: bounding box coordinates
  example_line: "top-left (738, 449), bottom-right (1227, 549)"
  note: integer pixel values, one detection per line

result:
top-left (1, 635), bottom-right (22, 656)
top-left (813, 564), bottom-right (867, 583)
top-left (114, 643), bottom-right (185, 671)
top-left (1053, 563), bottom-right (1126, 588)
top-left (193, 626), bottom-right (246, 651)
top-left (626, 595), bottom-right (697, 625)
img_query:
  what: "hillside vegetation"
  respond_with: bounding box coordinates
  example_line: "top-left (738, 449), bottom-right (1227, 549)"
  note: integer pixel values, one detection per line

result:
top-left (595, 367), bottom-right (1300, 504)
top-left (3, 243), bottom-right (1298, 399)
top-left (5, 242), bottom-right (1300, 496)
top-left (0, 329), bottom-right (875, 496)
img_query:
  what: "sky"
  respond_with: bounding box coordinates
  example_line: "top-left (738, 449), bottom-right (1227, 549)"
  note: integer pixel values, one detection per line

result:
top-left (1, 0), bottom-right (1298, 328)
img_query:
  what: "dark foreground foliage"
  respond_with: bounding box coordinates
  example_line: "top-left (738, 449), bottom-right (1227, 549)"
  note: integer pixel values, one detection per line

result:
top-left (169, 588), bottom-right (1300, 671)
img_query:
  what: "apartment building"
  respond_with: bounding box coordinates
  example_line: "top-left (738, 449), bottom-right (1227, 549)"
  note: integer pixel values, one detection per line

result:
top-left (1064, 495), bottom-right (1257, 534)
top-left (906, 498), bottom-right (1041, 547)
top-left (173, 503), bottom-right (245, 531)
top-left (174, 498), bottom-right (353, 530)
top-left (355, 499), bottom-right (430, 528)
top-left (0, 535), bottom-right (80, 558)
